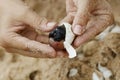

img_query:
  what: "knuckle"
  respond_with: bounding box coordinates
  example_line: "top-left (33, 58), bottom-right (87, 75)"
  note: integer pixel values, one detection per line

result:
top-left (25, 41), bottom-right (42, 54)
top-left (25, 40), bottom-right (33, 51)
top-left (36, 17), bottom-right (48, 31)
top-left (36, 17), bottom-right (47, 29)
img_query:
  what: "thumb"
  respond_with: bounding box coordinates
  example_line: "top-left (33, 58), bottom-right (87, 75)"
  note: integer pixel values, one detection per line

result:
top-left (72, 0), bottom-right (91, 35)
top-left (22, 10), bottom-right (57, 32)
top-left (72, 11), bottom-right (89, 35)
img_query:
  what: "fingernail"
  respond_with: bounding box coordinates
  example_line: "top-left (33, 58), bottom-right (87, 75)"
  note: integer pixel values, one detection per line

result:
top-left (47, 22), bottom-right (56, 27)
top-left (74, 25), bottom-right (85, 35)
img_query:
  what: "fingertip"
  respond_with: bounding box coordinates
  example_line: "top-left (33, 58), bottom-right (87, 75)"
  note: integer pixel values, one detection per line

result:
top-left (47, 22), bottom-right (57, 27)
top-left (73, 43), bottom-right (79, 48)
top-left (56, 50), bottom-right (69, 58)
top-left (73, 25), bottom-right (81, 35)
top-left (73, 38), bottom-right (81, 48)
top-left (46, 22), bottom-right (57, 30)
top-left (72, 25), bottom-right (86, 35)
top-left (39, 22), bottom-right (57, 32)
top-left (51, 51), bottom-right (57, 58)
top-left (48, 46), bottom-right (57, 58)
top-left (36, 22), bottom-right (56, 32)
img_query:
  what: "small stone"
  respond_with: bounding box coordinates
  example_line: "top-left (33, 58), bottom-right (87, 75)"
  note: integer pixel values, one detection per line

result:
top-left (68, 68), bottom-right (78, 77)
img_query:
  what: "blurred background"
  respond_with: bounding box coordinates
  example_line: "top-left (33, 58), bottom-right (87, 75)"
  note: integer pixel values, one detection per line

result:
top-left (0, 0), bottom-right (120, 80)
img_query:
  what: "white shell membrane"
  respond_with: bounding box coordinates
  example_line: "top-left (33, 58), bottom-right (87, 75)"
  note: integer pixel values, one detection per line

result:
top-left (60, 22), bottom-right (76, 58)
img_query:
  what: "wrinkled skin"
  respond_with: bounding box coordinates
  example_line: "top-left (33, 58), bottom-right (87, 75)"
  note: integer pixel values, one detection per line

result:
top-left (0, 0), bottom-right (68, 58)
top-left (61, 0), bottom-right (114, 48)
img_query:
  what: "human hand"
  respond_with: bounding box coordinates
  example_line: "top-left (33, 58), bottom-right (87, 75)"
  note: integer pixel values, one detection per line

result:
top-left (0, 0), bottom-right (62, 58)
top-left (62, 0), bottom-right (113, 47)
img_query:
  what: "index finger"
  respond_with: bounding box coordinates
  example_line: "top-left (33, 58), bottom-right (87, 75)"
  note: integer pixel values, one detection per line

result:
top-left (21, 9), bottom-right (57, 32)
top-left (73, 14), bottom-right (113, 47)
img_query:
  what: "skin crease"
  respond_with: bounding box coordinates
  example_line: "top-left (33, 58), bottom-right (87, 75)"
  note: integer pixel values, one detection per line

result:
top-left (0, 0), bottom-right (68, 58)
top-left (61, 0), bottom-right (114, 48)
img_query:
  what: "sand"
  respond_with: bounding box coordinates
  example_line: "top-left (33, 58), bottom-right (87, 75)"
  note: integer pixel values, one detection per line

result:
top-left (0, 0), bottom-right (120, 80)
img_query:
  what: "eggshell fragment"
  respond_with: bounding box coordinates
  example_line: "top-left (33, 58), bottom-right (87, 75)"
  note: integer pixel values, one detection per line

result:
top-left (92, 71), bottom-right (103, 80)
top-left (49, 22), bottom-right (77, 58)
top-left (64, 41), bottom-right (76, 58)
top-left (62, 23), bottom-right (76, 58)
top-left (98, 63), bottom-right (112, 79)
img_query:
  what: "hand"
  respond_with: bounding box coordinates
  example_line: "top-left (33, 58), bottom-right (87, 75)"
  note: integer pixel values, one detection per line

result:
top-left (0, 0), bottom-right (59, 58)
top-left (62, 0), bottom-right (113, 47)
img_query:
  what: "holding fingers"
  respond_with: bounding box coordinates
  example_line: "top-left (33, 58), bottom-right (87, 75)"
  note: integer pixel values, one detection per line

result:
top-left (0, 0), bottom-right (58, 58)
top-left (62, 0), bottom-right (113, 47)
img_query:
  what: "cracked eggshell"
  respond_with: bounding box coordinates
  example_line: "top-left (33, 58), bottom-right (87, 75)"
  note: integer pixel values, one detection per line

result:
top-left (62, 23), bottom-right (76, 58)
top-left (49, 23), bottom-right (75, 50)
top-left (63, 23), bottom-right (75, 44)
top-left (49, 22), bottom-right (76, 58)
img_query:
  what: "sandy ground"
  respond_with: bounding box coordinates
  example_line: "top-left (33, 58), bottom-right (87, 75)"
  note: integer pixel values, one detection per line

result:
top-left (0, 0), bottom-right (120, 80)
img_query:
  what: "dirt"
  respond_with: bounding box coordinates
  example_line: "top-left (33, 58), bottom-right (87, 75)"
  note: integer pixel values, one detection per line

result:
top-left (0, 0), bottom-right (120, 80)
